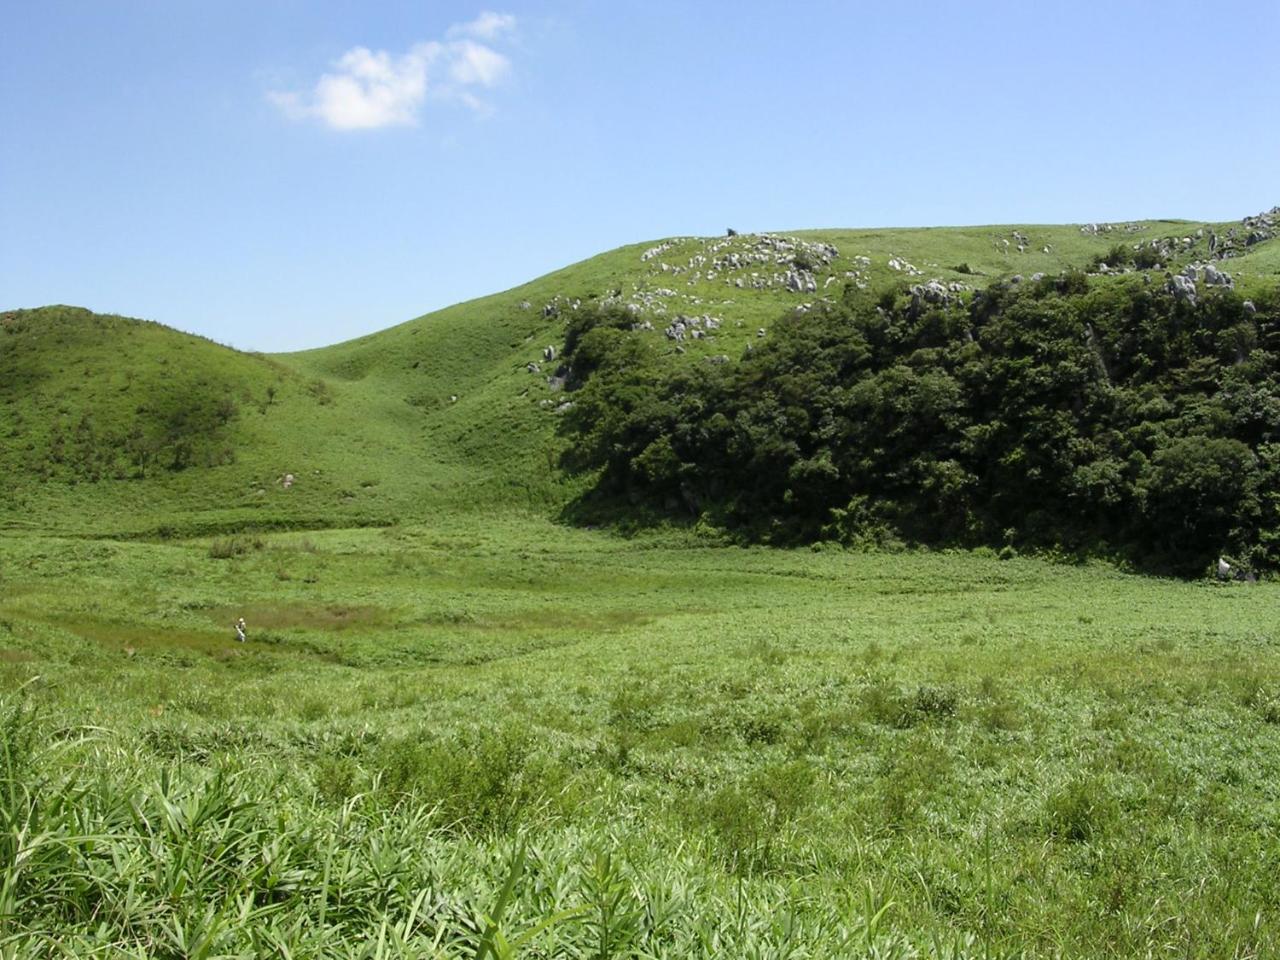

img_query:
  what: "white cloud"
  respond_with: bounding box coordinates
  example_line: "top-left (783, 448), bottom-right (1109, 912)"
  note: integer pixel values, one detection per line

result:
top-left (446, 40), bottom-right (510, 87)
top-left (271, 13), bottom-right (515, 131)
top-left (447, 11), bottom-right (517, 41)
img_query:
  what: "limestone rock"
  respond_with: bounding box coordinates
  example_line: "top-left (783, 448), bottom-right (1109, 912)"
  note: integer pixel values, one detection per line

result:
top-left (910, 279), bottom-right (951, 305)
top-left (784, 268), bottom-right (817, 293)
top-left (1167, 274), bottom-right (1197, 304)
top-left (1201, 264), bottom-right (1233, 287)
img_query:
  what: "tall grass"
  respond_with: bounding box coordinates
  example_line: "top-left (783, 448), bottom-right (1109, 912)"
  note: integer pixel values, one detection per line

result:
top-left (0, 689), bottom-right (972, 957)
top-left (3, 527), bottom-right (1280, 956)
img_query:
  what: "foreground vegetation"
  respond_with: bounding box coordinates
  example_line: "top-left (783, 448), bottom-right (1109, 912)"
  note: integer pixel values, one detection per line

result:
top-left (3, 519), bottom-right (1279, 957)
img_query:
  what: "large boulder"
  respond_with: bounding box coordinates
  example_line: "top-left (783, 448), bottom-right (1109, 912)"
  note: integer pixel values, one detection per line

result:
top-left (1202, 264), bottom-right (1233, 287)
top-left (1167, 274), bottom-right (1197, 304)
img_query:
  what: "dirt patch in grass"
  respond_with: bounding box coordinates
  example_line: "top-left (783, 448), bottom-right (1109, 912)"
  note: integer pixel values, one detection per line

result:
top-left (45, 615), bottom-right (238, 658)
top-left (415, 608), bottom-right (651, 633)
top-left (26, 609), bottom-right (347, 663)
top-left (203, 603), bottom-right (392, 632)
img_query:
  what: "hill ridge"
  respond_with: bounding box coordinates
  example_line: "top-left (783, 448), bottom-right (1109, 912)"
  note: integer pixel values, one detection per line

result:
top-left (2, 208), bottom-right (1276, 537)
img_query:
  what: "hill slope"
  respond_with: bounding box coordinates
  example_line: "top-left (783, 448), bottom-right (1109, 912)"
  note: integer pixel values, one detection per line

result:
top-left (2, 210), bottom-right (1277, 536)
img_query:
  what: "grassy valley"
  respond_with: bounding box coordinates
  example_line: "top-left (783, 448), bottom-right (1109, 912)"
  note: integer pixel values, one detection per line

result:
top-left (2, 209), bottom-right (1279, 956)
top-left (4, 523), bottom-right (1280, 957)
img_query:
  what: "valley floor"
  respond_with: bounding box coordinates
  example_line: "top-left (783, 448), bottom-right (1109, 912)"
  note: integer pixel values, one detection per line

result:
top-left (2, 518), bottom-right (1278, 957)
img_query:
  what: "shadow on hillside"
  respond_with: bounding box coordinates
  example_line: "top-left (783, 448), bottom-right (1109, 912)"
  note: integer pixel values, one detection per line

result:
top-left (556, 484), bottom-right (1249, 580)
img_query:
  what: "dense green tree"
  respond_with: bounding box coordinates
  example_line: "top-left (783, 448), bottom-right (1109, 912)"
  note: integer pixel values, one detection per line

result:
top-left (558, 278), bottom-right (1280, 575)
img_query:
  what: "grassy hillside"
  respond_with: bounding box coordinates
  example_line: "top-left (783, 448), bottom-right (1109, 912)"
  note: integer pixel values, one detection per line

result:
top-left (0, 306), bottom-right (379, 533)
top-left (2, 209), bottom-right (1279, 955)
top-left (3, 210), bottom-right (1276, 536)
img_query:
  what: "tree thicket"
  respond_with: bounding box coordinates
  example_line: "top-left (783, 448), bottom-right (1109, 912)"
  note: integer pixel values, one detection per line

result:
top-left (558, 277), bottom-right (1280, 575)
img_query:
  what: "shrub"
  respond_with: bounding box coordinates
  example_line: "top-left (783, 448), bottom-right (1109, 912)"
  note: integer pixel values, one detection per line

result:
top-left (1090, 243), bottom-right (1134, 272)
top-left (375, 723), bottom-right (565, 833)
top-left (912, 684), bottom-right (959, 719)
top-left (701, 760), bottom-right (815, 872)
top-left (862, 681), bottom-right (959, 728)
top-left (207, 536), bottom-right (262, 559)
top-left (1044, 774), bottom-right (1119, 843)
top-left (1136, 436), bottom-right (1259, 574)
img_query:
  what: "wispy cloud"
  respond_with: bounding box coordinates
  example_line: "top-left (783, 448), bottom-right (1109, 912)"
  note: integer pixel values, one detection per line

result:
top-left (270, 13), bottom-right (516, 131)
top-left (447, 11), bottom-right (517, 41)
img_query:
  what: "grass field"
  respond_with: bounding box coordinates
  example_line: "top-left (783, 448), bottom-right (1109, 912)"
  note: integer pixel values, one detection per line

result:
top-left (3, 516), bottom-right (1279, 957)
top-left (4, 212), bottom-right (1279, 954)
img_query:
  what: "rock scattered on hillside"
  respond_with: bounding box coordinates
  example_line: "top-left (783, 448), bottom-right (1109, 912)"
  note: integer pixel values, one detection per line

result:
top-left (1080, 222), bottom-right (1148, 235)
top-left (664, 314), bottom-right (723, 342)
top-left (1166, 273), bottom-right (1198, 304)
top-left (636, 233), bottom-right (844, 294)
top-left (1211, 207), bottom-right (1280, 259)
top-left (628, 289), bottom-right (679, 314)
top-left (1242, 207), bottom-right (1279, 244)
top-left (910, 279), bottom-right (955, 307)
top-left (640, 239), bottom-right (689, 262)
top-left (1163, 264), bottom-right (1234, 304)
top-left (784, 268), bottom-right (818, 293)
top-left (1190, 263), bottom-right (1234, 288)
top-left (1093, 208), bottom-right (1276, 268)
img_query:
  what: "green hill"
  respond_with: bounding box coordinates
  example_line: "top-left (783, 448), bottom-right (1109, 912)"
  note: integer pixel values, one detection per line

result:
top-left (4, 209), bottom-right (1280, 955)
top-left (2, 210), bottom-right (1277, 540)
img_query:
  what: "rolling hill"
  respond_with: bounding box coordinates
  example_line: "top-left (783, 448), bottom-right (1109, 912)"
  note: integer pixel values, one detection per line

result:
top-left (2, 209), bottom-right (1277, 538)
top-left (4, 209), bottom-right (1280, 954)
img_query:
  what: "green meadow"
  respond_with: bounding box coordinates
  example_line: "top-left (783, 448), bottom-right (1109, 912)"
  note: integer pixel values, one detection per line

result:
top-left (3, 212), bottom-right (1280, 956)
top-left (3, 519), bottom-right (1279, 957)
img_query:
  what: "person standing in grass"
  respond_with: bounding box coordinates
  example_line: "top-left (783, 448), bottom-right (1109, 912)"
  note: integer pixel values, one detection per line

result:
top-left (234, 617), bottom-right (247, 642)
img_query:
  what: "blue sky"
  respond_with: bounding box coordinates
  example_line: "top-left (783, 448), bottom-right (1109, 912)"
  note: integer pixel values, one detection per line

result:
top-left (2, 1), bottom-right (1277, 352)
